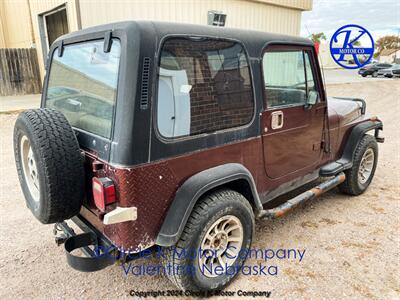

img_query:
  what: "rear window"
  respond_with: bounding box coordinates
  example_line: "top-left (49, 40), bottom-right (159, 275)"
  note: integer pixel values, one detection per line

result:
top-left (46, 39), bottom-right (121, 138)
top-left (157, 38), bottom-right (254, 138)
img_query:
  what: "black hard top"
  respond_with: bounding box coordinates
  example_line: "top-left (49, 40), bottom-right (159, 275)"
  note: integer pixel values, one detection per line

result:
top-left (48, 21), bottom-right (314, 166)
top-left (56, 20), bottom-right (312, 56)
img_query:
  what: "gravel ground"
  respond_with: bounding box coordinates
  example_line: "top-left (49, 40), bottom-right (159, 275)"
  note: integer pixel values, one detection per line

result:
top-left (0, 80), bottom-right (399, 300)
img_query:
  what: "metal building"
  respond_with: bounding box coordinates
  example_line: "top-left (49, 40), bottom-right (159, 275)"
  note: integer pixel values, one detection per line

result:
top-left (1, 0), bottom-right (312, 78)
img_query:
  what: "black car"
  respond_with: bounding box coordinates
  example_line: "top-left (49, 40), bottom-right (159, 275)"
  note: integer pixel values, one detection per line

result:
top-left (358, 63), bottom-right (393, 77)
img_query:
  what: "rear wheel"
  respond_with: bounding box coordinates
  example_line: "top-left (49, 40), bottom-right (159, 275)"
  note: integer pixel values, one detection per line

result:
top-left (361, 74), bottom-right (367, 77)
top-left (161, 189), bottom-right (254, 292)
top-left (339, 135), bottom-right (378, 195)
top-left (14, 108), bottom-right (85, 224)
top-left (372, 71), bottom-right (378, 77)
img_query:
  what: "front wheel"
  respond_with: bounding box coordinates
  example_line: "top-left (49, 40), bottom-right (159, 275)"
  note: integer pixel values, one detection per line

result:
top-left (372, 71), bottom-right (378, 77)
top-left (162, 189), bottom-right (254, 292)
top-left (339, 135), bottom-right (378, 195)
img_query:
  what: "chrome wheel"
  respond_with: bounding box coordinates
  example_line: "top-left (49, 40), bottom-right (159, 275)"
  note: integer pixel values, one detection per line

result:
top-left (199, 215), bottom-right (243, 278)
top-left (20, 135), bottom-right (40, 202)
top-left (358, 148), bottom-right (374, 185)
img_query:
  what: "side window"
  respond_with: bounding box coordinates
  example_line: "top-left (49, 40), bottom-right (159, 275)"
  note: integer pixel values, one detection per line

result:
top-left (262, 49), bottom-right (317, 108)
top-left (157, 38), bottom-right (254, 138)
top-left (304, 52), bottom-right (317, 95)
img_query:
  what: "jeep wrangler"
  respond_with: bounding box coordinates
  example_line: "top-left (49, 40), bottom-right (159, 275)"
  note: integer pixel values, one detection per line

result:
top-left (14, 21), bottom-right (384, 291)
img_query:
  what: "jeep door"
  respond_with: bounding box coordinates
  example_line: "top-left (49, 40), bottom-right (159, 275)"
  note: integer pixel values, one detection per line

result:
top-left (261, 45), bottom-right (325, 179)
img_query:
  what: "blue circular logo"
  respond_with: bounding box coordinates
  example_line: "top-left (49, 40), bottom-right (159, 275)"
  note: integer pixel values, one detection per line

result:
top-left (330, 24), bottom-right (374, 69)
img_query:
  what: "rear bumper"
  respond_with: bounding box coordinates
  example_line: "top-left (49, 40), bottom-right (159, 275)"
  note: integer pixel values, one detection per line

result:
top-left (54, 215), bottom-right (116, 272)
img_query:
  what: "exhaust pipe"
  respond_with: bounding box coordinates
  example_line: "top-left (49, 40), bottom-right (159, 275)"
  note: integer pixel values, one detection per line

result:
top-left (259, 172), bottom-right (346, 220)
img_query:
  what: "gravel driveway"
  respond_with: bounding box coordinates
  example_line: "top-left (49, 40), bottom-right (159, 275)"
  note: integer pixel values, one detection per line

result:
top-left (0, 80), bottom-right (399, 299)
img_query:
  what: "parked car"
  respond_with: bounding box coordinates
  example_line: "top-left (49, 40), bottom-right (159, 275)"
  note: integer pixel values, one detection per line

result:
top-left (13, 21), bottom-right (384, 292)
top-left (377, 64), bottom-right (400, 78)
top-left (358, 63), bottom-right (392, 77)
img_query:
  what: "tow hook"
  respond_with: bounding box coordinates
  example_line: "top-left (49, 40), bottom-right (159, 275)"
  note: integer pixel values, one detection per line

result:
top-left (53, 222), bottom-right (75, 246)
top-left (55, 235), bottom-right (67, 246)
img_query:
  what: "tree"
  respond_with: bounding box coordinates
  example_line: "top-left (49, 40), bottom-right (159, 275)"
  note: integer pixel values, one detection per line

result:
top-left (310, 32), bottom-right (326, 44)
top-left (374, 35), bottom-right (400, 57)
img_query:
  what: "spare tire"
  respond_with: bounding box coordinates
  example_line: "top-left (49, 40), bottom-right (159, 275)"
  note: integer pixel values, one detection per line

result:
top-left (14, 108), bottom-right (85, 224)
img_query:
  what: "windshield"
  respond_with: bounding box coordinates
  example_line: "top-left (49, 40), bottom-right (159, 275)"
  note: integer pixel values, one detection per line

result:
top-left (46, 39), bottom-right (121, 138)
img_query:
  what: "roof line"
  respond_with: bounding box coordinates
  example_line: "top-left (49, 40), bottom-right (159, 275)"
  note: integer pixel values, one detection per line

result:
top-left (248, 0), bottom-right (312, 11)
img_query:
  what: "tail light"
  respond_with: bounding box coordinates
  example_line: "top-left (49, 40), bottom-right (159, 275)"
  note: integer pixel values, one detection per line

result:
top-left (92, 177), bottom-right (116, 212)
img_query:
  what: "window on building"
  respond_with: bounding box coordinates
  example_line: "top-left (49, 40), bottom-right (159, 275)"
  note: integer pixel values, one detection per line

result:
top-left (157, 38), bottom-right (254, 138)
top-left (262, 49), bottom-right (317, 108)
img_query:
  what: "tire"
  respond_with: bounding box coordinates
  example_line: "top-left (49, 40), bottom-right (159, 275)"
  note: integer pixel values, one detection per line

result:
top-left (361, 74), bottom-right (367, 77)
top-left (14, 108), bottom-right (85, 224)
top-left (339, 135), bottom-right (378, 196)
top-left (372, 71), bottom-right (378, 77)
top-left (161, 189), bottom-right (254, 292)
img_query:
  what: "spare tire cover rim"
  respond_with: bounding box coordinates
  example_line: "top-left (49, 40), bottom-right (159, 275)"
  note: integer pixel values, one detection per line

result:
top-left (20, 135), bottom-right (40, 203)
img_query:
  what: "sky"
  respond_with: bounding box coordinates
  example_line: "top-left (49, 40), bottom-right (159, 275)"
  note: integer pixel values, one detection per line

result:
top-left (301, 0), bottom-right (400, 42)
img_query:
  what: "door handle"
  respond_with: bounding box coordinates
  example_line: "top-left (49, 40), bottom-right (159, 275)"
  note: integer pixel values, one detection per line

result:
top-left (271, 111), bottom-right (284, 129)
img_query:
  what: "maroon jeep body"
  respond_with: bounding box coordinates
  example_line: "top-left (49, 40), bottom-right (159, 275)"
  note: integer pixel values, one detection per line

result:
top-left (14, 21), bottom-right (383, 291)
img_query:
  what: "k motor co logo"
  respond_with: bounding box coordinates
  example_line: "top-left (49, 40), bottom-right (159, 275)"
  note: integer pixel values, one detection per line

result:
top-left (330, 24), bottom-right (374, 69)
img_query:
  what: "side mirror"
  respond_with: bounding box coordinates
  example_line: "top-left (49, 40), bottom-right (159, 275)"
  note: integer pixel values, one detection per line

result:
top-left (307, 90), bottom-right (319, 106)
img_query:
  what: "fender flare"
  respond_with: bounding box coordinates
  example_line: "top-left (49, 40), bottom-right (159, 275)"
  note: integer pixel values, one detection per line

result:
top-left (320, 120), bottom-right (383, 176)
top-left (155, 163), bottom-right (262, 246)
